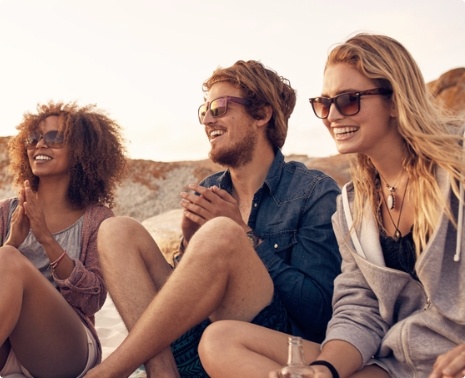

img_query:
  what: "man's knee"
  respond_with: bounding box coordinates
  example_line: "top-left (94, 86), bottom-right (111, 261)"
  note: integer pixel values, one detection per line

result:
top-left (98, 216), bottom-right (148, 256)
top-left (195, 216), bottom-right (244, 249)
top-left (99, 216), bottom-right (145, 244)
top-left (99, 216), bottom-right (142, 237)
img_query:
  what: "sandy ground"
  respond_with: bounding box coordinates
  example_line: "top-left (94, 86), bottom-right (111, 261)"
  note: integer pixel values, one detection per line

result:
top-left (95, 296), bottom-right (147, 378)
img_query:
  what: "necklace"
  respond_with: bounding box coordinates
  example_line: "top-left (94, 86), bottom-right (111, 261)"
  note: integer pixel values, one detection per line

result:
top-left (381, 177), bottom-right (409, 242)
top-left (379, 169), bottom-right (404, 211)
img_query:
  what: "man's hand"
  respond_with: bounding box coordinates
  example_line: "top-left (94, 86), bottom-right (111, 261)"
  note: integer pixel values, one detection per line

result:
top-left (180, 184), bottom-right (247, 241)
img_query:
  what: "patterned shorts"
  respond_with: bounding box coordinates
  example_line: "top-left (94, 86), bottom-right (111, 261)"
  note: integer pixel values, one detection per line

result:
top-left (171, 291), bottom-right (290, 377)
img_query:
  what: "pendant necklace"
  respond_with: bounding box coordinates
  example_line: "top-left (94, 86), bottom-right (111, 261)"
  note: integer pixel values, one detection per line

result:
top-left (379, 169), bottom-right (404, 211)
top-left (381, 177), bottom-right (409, 242)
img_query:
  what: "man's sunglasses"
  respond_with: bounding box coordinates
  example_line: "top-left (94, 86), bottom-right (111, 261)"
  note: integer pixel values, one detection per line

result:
top-left (309, 88), bottom-right (393, 120)
top-left (25, 130), bottom-right (65, 149)
top-left (198, 96), bottom-right (251, 124)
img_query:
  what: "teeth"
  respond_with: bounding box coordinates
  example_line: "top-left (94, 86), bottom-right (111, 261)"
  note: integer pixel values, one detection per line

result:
top-left (334, 127), bottom-right (358, 135)
top-left (210, 130), bottom-right (224, 137)
top-left (35, 155), bottom-right (52, 161)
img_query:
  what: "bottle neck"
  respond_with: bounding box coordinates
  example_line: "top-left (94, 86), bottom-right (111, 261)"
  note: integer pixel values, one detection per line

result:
top-left (287, 336), bottom-right (305, 366)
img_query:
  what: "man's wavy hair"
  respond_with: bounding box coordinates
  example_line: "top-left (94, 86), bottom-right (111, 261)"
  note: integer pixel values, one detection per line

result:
top-left (202, 60), bottom-right (296, 149)
top-left (8, 101), bottom-right (127, 209)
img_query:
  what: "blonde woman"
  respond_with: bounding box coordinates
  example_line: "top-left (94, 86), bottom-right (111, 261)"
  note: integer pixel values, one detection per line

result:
top-left (197, 33), bottom-right (465, 378)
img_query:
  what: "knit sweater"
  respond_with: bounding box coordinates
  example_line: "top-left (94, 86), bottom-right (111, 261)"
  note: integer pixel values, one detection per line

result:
top-left (0, 197), bottom-right (113, 364)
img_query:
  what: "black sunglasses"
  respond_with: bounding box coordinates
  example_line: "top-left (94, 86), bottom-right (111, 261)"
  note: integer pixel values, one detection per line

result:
top-left (25, 130), bottom-right (65, 149)
top-left (309, 88), bottom-right (393, 119)
top-left (198, 96), bottom-right (251, 124)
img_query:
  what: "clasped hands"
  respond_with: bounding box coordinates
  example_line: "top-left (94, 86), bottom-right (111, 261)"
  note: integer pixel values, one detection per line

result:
top-left (180, 184), bottom-right (248, 242)
top-left (6, 180), bottom-right (49, 248)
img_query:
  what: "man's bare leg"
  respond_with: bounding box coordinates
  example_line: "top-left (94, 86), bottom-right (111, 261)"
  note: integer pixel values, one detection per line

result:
top-left (97, 216), bottom-right (179, 377)
top-left (89, 216), bottom-right (275, 378)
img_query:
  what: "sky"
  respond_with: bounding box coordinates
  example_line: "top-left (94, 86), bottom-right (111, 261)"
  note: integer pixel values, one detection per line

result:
top-left (0, 0), bottom-right (464, 162)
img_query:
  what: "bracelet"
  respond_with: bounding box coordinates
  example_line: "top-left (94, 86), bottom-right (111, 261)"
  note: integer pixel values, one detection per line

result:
top-left (50, 251), bottom-right (66, 270)
top-left (309, 360), bottom-right (340, 378)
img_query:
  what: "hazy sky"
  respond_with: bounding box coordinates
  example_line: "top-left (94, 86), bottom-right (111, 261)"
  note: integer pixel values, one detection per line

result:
top-left (1, 0), bottom-right (464, 162)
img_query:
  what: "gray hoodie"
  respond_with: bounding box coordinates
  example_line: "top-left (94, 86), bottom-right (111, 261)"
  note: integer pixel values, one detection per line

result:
top-left (325, 167), bottom-right (465, 378)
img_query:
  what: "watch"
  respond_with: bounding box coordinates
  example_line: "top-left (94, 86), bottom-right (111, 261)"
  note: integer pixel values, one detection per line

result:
top-left (246, 230), bottom-right (260, 249)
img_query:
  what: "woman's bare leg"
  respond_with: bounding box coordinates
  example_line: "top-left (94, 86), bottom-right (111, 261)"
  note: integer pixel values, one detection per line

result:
top-left (0, 246), bottom-right (89, 377)
top-left (199, 320), bottom-right (391, 378)
top-left (199, 320), bottom-right (321, 378)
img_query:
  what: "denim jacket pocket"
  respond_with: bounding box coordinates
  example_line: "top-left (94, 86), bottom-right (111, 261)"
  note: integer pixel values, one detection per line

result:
top-left (266, 230), bottom-right (297, 257)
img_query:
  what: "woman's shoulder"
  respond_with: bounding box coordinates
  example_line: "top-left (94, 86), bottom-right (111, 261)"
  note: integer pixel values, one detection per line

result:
top-left (0, 196), bottom-right (18, 215)
top-left (84, 204), bottom-right (114, 224)
top-left (87, 203), bottom-right (114, 215)
top-left (0, 196), bottom-right (17, 206)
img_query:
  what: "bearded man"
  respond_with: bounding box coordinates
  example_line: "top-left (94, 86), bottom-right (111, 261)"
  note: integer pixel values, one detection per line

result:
top-left (85, 60), bottom-right (341, 378)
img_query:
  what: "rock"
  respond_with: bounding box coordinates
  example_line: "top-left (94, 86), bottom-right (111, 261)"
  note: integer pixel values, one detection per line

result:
top-left (427, 67), bottom-right (465, 114)
top-left (142, 208), bottom-right (183, 263)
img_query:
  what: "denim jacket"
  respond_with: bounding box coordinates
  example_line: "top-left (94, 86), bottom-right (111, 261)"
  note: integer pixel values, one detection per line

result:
top-left (201, 149), bottom-right (341, 342)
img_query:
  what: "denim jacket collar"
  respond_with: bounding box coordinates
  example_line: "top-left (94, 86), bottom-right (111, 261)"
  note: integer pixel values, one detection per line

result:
top-left (216, 149), bottom-right (284, 195)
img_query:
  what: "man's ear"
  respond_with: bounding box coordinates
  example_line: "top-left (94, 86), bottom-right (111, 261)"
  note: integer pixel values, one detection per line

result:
top-left (257, 105), bottom-right (273, 127)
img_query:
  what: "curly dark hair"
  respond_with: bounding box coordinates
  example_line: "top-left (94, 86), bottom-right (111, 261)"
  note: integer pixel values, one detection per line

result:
top-left (202, 60), bottom-right (296, 149)
top-left (8, 101), bottom-right (127, 209)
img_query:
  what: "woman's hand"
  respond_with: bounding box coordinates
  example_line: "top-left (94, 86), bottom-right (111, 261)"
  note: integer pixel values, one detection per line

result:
top-left (5, 187), bottom-right (30, 247)
top-left (22, 180), bottom-right (53, 245)
top-left (430, 343), bottom-right (465, 378)
top-left (269, 368), bottom-right (322, 377)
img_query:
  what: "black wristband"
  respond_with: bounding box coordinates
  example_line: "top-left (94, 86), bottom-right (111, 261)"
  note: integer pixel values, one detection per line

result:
top-left (309, 360), bottom-right (339, 378)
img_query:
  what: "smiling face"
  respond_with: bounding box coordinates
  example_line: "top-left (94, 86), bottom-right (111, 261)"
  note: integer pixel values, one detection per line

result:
top-left (321, 63), bottom-right (401, 160)
top-left (202, 82), bottom-right (258, 167)
top-left (26, 115), bottom-right (71, 178)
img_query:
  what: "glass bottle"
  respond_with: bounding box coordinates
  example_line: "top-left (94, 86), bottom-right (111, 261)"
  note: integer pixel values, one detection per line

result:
top-left (279, 336), bottom-right (314, 377)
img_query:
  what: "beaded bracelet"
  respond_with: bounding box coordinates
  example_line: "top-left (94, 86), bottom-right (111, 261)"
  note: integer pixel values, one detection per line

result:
top-left (309, 360), bottom-right (340, 378)
top-left (50, 251), bottom-right (66, 270)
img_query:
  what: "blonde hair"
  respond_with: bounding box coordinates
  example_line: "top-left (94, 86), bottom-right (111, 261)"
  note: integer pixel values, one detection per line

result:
top-left (326, 33), bottom-right (465, 256)
top-left (202, 60), bottom-right (296, 149)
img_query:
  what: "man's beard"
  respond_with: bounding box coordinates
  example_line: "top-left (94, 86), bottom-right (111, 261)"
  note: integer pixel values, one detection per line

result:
top-left (209, 132), bottom-right (257, 168)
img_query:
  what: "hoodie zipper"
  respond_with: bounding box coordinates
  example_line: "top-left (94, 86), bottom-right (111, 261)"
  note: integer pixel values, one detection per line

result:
top-left (400, 279), bottom-right (430, 377)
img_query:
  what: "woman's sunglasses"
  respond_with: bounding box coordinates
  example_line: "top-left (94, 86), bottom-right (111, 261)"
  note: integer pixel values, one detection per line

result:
top-left (198, 96), bottom-right (251, 124)
top-left (309, 88), bottom-right (393, 119)
top-left (25, 130), bottom-right (65, 149)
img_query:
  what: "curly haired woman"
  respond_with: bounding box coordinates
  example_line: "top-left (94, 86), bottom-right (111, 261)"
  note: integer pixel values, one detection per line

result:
top-left (0, 101), bottom-right (126, 378)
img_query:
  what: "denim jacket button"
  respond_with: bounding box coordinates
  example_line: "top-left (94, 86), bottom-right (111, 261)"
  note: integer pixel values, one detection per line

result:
top-left (274, 244), bottom-right (278, 249)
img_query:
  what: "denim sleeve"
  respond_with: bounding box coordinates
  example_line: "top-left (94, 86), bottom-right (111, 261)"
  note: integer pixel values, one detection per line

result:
top-left (258, 177), bottom-right (342, 342)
